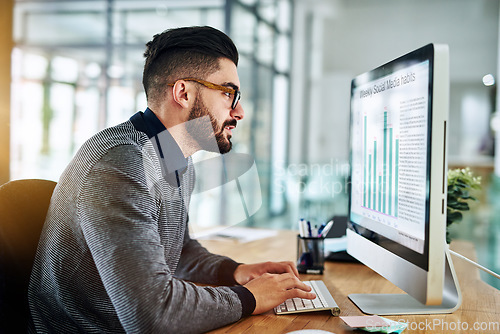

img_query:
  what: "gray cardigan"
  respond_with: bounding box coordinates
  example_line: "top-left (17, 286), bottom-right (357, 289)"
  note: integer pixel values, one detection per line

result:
top-left (28, 113), bottom-right (254, 333)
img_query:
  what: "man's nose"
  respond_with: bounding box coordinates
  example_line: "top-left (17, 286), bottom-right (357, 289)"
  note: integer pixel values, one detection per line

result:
top-left (231, 102), bottom-right (244, 120)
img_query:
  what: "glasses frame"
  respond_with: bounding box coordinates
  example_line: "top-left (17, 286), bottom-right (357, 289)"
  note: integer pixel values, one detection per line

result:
top-left (167, 77), bottom-right (241, 110)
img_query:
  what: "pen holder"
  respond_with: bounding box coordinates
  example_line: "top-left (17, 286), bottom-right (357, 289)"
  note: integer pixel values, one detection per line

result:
top-left (297, 235), bottom-right (324, 275)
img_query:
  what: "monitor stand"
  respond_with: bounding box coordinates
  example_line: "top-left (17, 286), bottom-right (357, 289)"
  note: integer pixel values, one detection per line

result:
top-left (348, 247), bottom-right (462, 315)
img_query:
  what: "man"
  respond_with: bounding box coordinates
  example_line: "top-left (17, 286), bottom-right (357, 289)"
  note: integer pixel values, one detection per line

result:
top-left (28, 26), bottom-right (315, 333)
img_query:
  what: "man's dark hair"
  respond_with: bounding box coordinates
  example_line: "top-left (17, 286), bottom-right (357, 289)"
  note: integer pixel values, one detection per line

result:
top-left (142, 26), bottom-right (239, 102)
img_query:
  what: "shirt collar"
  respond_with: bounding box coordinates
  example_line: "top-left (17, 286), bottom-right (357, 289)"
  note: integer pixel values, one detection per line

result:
top-left (132, 108), bottom-right (188, 174)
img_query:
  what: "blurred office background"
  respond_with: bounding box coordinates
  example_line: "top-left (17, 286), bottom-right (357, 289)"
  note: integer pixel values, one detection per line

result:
top-left (1, 0), bottom-right (499, 288)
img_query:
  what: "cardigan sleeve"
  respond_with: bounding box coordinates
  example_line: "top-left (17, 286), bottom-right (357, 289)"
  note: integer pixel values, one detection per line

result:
top-left (175, 224), bottom-right (256, 317)
top-left (78, 145), bottom-right (247, 333)
top-left (175, 222), bottom-right (241, 286)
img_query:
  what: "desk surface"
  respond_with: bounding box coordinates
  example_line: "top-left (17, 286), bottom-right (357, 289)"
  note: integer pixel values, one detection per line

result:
top-left (200, 229), bottom-right (500, 334)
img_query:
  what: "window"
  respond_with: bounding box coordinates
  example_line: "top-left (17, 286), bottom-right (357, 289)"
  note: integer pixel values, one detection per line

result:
top-left (12, 0), bottom-right (293, 229)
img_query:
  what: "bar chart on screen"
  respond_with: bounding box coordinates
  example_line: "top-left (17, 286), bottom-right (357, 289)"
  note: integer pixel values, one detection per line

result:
top-left (362, 108), bottom-right (400, 219)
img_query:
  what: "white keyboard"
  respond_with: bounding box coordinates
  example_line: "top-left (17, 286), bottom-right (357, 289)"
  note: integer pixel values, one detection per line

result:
top-left (274, 280), bottom-right (340, 316)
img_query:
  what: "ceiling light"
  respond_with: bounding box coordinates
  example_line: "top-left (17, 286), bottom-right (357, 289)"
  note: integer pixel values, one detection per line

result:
top-left (108, 65), bottom-right (124, 79)
top-left (482, 74), bottom-right (495, 86)
top-left (85, 62), bottom-right (101, 79)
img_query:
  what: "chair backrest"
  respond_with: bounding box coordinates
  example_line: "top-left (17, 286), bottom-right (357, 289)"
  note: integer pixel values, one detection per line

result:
top-left (0, 179), bottom-right (57, 331)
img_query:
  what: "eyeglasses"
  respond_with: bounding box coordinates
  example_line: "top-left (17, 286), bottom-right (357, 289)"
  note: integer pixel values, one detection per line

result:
top-left (167, 78), bottom-right (241, 110)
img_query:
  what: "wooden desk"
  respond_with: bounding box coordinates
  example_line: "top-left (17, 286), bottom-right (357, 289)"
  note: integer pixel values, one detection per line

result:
top-left (200, 230), bottom-right (500, 334)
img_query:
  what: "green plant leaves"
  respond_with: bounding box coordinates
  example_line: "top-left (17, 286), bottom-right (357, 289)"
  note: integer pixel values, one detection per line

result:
top-left (445, 167), bottom-right (482, 243)
top-left (446, 210), bottom-right (463, 225)
top-left (447, 200), bottom-right (470, 211)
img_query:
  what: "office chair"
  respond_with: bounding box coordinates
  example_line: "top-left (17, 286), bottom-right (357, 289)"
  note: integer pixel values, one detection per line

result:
top-left (0, 179), bottom-right (57, 332)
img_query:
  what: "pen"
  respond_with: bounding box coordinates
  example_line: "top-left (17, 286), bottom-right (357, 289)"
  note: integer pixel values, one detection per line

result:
top-left (307, 221), bottom-right (312, 237)
top-left (317, 222), bottom-right (327, 236)
top-left (312, 224), bottom-right (319, 238)
top-left (298, 218), bottom-right (306, 237)
top-left (319, 220), bottom-right (334, 238)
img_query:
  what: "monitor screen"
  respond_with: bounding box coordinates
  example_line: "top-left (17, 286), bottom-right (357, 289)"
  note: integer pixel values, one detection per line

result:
top-left (349, 47), bottom-right (433, 270)
top-left (346, 44), bottom-right (460, 314)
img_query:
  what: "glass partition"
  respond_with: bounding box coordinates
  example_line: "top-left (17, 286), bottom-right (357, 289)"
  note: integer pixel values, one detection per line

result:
top-left (11, 0), bottom-right (294, 230)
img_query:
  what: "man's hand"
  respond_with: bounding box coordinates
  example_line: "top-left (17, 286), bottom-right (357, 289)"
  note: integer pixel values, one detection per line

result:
top-left (243, 273), bottom-right (315, 314)
top-left (233, 261), bottom-right (299, 285)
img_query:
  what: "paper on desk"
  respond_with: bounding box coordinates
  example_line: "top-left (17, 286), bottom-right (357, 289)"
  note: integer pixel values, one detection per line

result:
top-left (324, 236), bottom-right (347, 253)
top-left (340, 315), bottom-right (407, 333)
top-left (193, 226), bottom-right (278, 243)
top-left (340, 315), bottom-right (389, 328)
top-left (360, 316), bottom-right (407, 333)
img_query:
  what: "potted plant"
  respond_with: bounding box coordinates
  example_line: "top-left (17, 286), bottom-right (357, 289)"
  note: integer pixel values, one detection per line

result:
top-left (446, 167), bottom-right (482, 243)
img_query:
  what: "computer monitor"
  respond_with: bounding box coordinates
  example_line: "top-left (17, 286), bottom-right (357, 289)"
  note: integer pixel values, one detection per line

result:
top-left (346, 43), bottom-right (462, 315)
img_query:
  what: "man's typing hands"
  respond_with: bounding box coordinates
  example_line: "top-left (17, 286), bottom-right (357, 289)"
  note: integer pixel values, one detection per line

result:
top-left (233, 261), bottom-right (299, 285)
top-left (243, 273), bottom-right (315, 315)
top-left (234, 262), bottom-right (315, 315)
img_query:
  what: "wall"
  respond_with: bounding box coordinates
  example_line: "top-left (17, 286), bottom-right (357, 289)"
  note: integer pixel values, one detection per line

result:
top-left (496, 3), bottom-right (500, 177)
top-left (291, 0), bottom-right (499, 167)
top-left (0, 0), bottom-right (13, 184)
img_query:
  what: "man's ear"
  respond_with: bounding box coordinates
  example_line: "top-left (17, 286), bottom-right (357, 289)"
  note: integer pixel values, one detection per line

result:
top-left (171, 80), bottom-right (194, 109)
